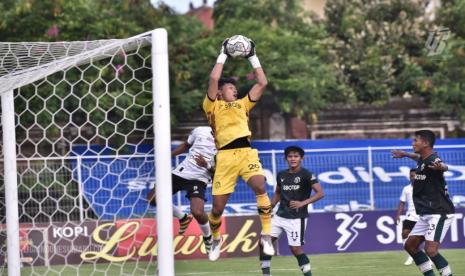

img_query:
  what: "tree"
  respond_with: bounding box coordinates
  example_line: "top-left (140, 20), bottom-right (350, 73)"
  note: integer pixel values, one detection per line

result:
top-left (0, 0), bottom-right (207, 128)
top-left (186, 0), bottom-right (349, 121)
top-left (325, 0), bottom-right (431, 104)
top-left (428, 0), bottom-right (465, 122)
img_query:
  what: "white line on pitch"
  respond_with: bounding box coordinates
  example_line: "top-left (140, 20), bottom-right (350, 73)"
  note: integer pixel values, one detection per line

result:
top-left (176, 265), bottom-right (378, 275)
top-left (176, 268), bottom-right (298, 275)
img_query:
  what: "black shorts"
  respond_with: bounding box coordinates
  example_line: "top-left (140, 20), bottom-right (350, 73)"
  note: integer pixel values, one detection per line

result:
top-left (172, 174), bottom-right (207, 201)
top-left (402, 219), bottom-right (417, 231)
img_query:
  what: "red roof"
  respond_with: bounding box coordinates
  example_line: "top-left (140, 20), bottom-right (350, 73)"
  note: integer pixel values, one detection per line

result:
top-left (186, 4), bottom-right (214, 30)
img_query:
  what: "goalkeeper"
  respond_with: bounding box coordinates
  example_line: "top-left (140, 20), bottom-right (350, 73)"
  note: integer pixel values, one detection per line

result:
top-left (202, 37), bottom-right (274, 261)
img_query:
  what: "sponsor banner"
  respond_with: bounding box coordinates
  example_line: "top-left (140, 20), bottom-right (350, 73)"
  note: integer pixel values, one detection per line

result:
top-left (108, 216), bottom-right (261, 261)
top-left (48, 221), bottom-right (102, 265)
top-left (2, 215), bottom-right (261, 267)
top-left (5, 209), bottom-right (465, 267)
top-left (278, 208), bottom-right (465, 255)
top-left (0, 226), bottom-right (46, 267)
top-left (221, 216), bottom-right (261, 257)
top-left (72, 140), bottom-right (465, 219)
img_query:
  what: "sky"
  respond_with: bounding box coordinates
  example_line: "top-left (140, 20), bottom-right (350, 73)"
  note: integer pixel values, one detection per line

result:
top-left (152, 0), bottom-right (216, 14)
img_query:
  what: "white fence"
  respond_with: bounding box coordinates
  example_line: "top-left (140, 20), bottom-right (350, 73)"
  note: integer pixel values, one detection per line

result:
top-left (3, 144), bottom-right (465, 221)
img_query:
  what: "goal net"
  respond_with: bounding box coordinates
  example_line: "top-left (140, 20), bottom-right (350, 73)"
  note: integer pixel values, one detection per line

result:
top-left (0, 29), bottom-right (173, 275)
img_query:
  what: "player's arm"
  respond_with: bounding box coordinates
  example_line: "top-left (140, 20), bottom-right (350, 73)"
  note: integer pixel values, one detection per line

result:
top-left (289, 183), bottom-right (324, 209)
top-left (271, 182), bottom-right (281, 209)
top-left (391, 150), bottom-right (420, 161)
top-left (306, 183), bottom-right (324, 205)
top-left (395, 201), bottom-right (405, 225)
top-left (246, 41), bottom-right (268, 102)
top-left (147, 188), bottom-right (156, 206)
top-left (207, 39), bottom-right (230, 101)
top-left (429, 157), bottom-right (448, 171)
top-left (171, 141), bottom-right (190, 156)
top-left (193, 154), bottom-right (215, 173)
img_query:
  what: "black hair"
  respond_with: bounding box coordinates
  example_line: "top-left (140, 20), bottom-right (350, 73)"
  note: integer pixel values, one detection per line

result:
top-left (414, 129), bottom-right (436, 147)
top-left (410, 168), bottom-right (416, 173)
top-left (218, 77), bottom-right (236, 89)
top-left (284, 146), bottom-right (304, 157)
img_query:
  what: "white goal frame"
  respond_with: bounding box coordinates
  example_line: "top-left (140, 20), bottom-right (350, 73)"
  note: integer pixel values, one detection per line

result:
top-left (1, 28), bottom-right (174, 276)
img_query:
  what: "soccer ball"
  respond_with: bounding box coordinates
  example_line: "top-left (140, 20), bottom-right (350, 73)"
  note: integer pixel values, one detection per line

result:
top-left (225, 35), bottom-right (252, 58)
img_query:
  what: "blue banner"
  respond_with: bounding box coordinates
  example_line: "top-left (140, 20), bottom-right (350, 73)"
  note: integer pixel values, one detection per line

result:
top-left (72, 139), bottom-right (465, 219)
top-left (278, 208), bottom-right (465, 255)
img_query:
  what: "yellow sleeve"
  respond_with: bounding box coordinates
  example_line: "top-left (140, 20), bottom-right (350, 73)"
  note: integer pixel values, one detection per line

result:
top-left (203, 95), bottom-right (215, 114)
top-left (241, 94), bottom-right (257, 111)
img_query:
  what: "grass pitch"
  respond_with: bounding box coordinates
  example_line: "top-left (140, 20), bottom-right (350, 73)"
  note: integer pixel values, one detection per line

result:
top-left (175, 249), bottom-right (465, 276)
top-left (19, 249), bottom-right (465, 275)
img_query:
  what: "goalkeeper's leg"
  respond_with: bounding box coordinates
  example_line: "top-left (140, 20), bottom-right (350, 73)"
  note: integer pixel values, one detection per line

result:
top-left (208, 194), bottom-right (230, 261)
top-left (208, 194), bottom-right (230, 239)
top-left (247, 175), bottom-right (273, 256)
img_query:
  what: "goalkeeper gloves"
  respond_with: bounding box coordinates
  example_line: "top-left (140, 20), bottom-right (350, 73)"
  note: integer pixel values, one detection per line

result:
top-left (245, 39), bottom-right (261, 69)
top-left (216, 38), bottom-right (230, 64)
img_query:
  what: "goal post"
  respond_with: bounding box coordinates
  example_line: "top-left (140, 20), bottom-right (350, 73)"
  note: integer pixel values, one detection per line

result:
top-left (0, 28), bottom-right (174, 275)
top-left (152, 28), bottom-right (174, 276)
top-left (2, 89), bottom-right (21, 276)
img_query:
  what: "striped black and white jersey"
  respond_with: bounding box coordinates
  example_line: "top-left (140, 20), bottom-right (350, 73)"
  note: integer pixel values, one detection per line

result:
top-left (172, 127), bottom-right (216, 184)
top-left (400, 184), bottom-right (419, 221)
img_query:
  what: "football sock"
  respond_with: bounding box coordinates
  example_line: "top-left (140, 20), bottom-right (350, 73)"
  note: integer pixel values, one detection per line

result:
top-left (413, 251), bottom-right (435, 276)
top-left (208, 212), bottom-right (222, 239)
top-left (256, 193), bottom-right (272, 234)
top-left (430, 253), bottom-right (452, 276)
top-left (199, 221), bottom-right (212, 238)
top-left (172, 205), bottom-right (186, 219)
top-left (260, 254), bottom-right (272, 276)
top-left (296, 254), bottom-right (312, 276)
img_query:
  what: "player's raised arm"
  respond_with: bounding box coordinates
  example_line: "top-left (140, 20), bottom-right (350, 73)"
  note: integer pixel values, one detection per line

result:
top-left (391, 149), bottom-right (420, 161)
top-left (246, 40), bottom-right (268, 102)
top-left (207, 39), bottom-right (230, 101)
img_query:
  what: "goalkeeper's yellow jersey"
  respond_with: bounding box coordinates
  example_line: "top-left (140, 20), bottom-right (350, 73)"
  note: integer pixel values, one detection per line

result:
top-left (202, 95), bottom-right (257, 149)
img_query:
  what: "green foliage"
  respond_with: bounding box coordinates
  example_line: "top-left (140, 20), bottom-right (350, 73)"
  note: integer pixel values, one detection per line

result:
top-left (427, 0), bottom-right (465, 122)
top-left (429, 36), bottom-right (465, 121)
top-left (1, 0), bottom-right (464, 130)
top-left (325, 0), bottom-right (431, 104)
top-left (438, 0), bottom-right (465, 38)
top-left (190, 0), bottom-right (349, 118)
top-left (0, 0), bottom-right (206, 129)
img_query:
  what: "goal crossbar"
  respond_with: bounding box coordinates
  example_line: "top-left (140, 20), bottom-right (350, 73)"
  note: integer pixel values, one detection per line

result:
top-left (0, 30), bottom-right (152, 95)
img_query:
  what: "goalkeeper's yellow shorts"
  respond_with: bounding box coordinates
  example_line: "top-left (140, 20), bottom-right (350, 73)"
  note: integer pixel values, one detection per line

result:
top-left (212, 147), bottom-right (265, 195)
